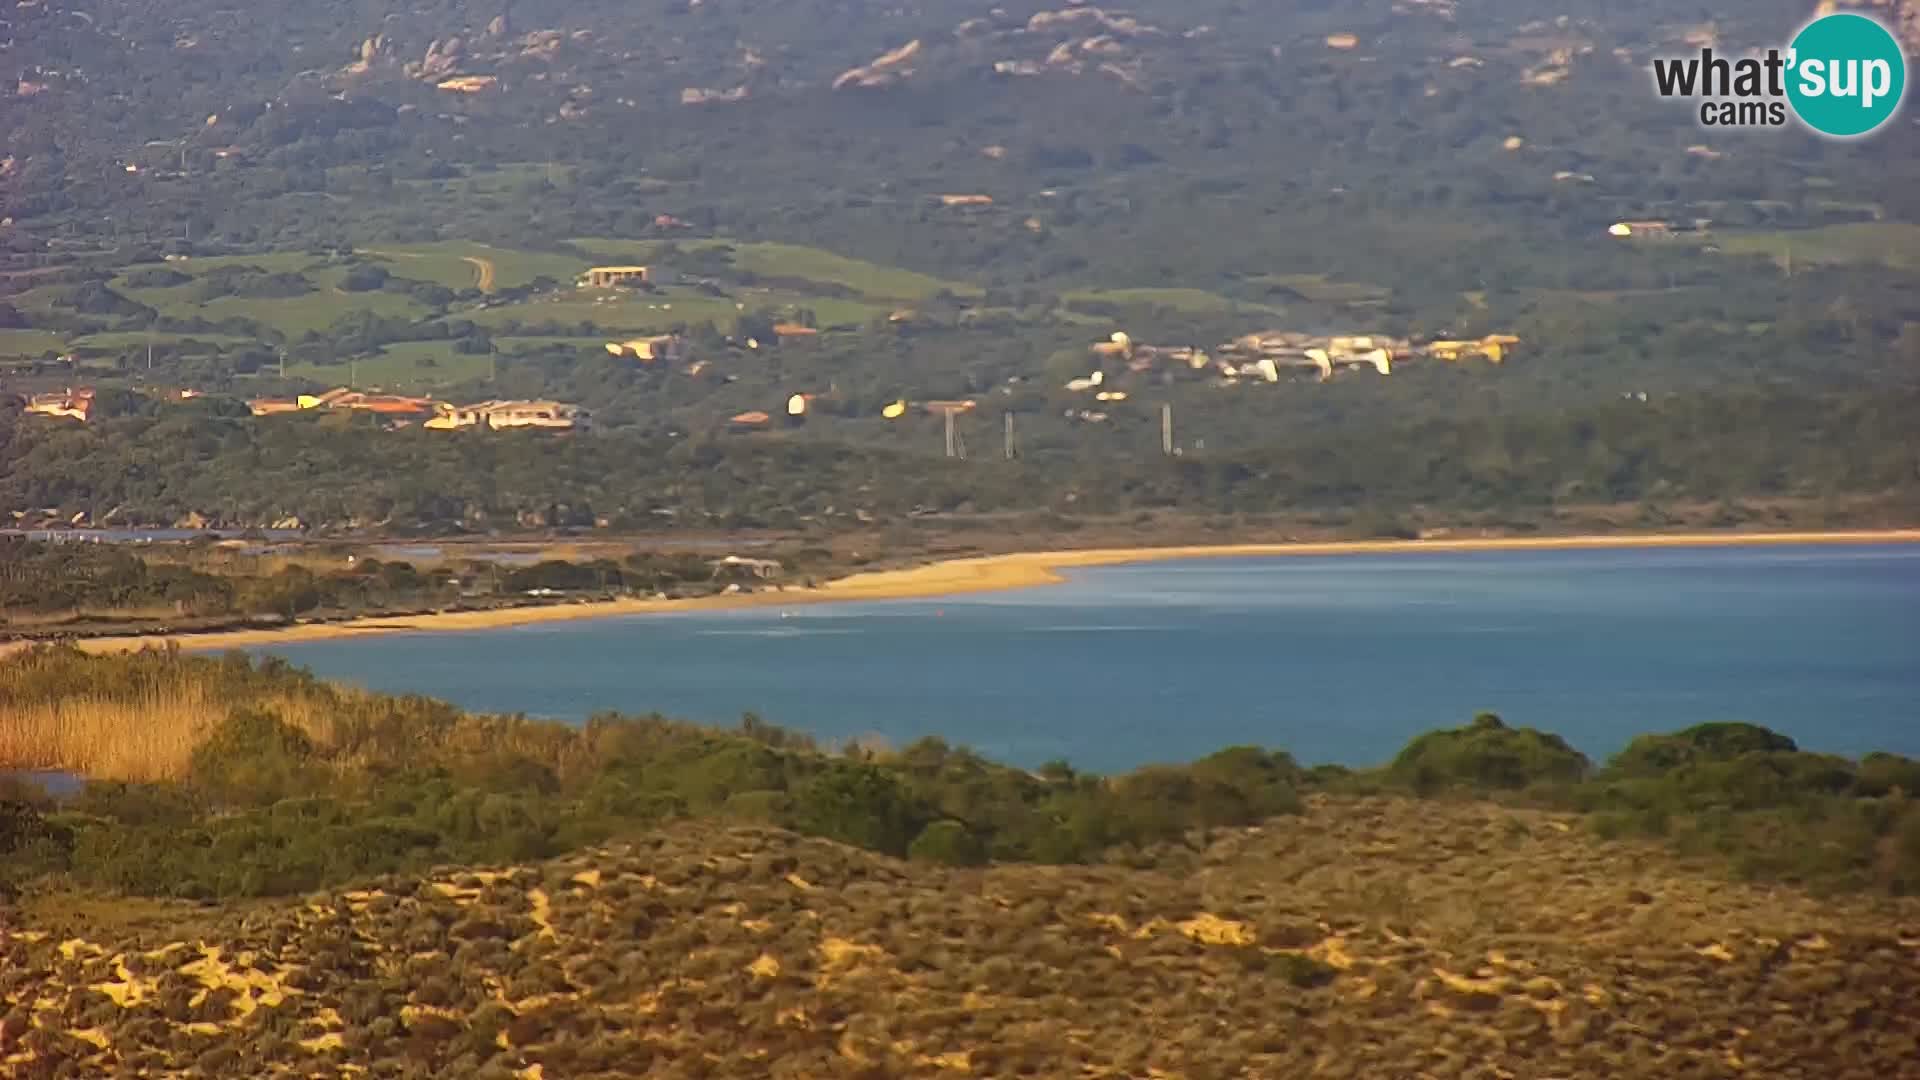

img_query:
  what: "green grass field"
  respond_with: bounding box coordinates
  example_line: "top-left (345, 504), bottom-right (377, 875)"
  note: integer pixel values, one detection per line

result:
top-left (4, 287), bottom-right (67, 318)
top-left (285, 341), bottom-right (494, 390)
top-left (5, 239), bottom-right (952, 365)
top-left (474, 284), bottom-right (887, 335)
top-left (0, 329), bottom-right (68, 358)
top-left (496, 336), bottom-right (608, 354)
top-left (160, 252), bottom-right (335, 274)
top-left (104, 259), bottom-right (431, 338)
top-left (568, 238), bottom-right (981, 302)
top-left (807, 297), bottom-right (890, 328)
top-left (472, 289), bottom-right (744, 334)
top-left (1061, 287), bottom-right (1279, 316)
top-left (1714, 224), bottom-right (1920, 271)
top-left (356, 242), bottom-right (585, 293)
top-left (394, 162), bottom-right (582, 196)
top-left (69, 331), bottom-right (253, 353)
top-left (114, 277), bottom-right (427, 338)
top-left (107, 255), bottom-right (335, 302)
top-left (371, 340), bottom-right (494, 379)
top-left (717, 242), bottom-right (981, 301)
top-left (729, 289), bottom-right (888, 328)
top-left (196, 291), bottom-right (426, 337)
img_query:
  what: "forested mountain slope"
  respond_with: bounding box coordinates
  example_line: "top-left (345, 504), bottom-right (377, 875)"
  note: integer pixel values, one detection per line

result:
top-left (5, 0), bottom-right (1917, 531)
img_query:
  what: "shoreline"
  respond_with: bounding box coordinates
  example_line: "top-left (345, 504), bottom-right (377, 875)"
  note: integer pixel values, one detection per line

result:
top-left (11, 528), bottom-right (1919, 656)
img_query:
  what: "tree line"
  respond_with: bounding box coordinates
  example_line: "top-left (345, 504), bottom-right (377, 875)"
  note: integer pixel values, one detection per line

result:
top-left (2, 384), bottom-right (1914, 532)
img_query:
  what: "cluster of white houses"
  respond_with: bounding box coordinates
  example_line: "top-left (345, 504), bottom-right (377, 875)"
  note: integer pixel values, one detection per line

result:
top-left (1065, 327), bottom-right (1520, 390)
top-left (423, 398), bottom-right (589, 431)
top-left (247, 388), bottom-right (589, 430)
top-left (1213, 330), bottom-right (1518, 380)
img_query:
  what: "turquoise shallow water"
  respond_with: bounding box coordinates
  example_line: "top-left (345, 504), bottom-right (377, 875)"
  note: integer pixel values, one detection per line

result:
top-left (257, 544), bottom-right (1919, 773)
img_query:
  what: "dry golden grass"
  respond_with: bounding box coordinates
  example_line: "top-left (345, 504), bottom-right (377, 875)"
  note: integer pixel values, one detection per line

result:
top-left (0, 685), bottom-right (226, 782)
top-left (0, 677), bottom-right (355, 782)
top-left (0, 648), bottom-right (605, 783)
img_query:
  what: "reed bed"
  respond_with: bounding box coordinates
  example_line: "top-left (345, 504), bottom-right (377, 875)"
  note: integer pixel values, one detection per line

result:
top-left (0, 644), bottom-right (608, 784)
top-left (0, 680), bottom-right (357, 783)
top-left (0, 646), bottom-right (342, 781)
top-left (0, 688), bottom-right (223, 782)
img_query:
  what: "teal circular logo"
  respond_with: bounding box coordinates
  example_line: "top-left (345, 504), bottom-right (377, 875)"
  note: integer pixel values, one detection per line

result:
top-left (1786, 13), bottom-right (1906, 137)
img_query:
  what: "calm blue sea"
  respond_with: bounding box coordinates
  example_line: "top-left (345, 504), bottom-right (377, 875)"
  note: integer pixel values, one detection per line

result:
top-left (255, 545), bottom-right (1920, 773)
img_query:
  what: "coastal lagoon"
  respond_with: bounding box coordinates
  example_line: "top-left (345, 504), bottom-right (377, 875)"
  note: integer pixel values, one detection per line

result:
top-left (258, 544), bottom-right (1920, 773)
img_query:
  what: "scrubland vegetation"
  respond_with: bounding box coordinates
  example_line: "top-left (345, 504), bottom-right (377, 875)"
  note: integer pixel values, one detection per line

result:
top-left (5, 651), bottom-right (1920, 1078)
top-left (4, 648), bottom-right (1919, 905)
top-left (0, 536), bottom-right (840, 641)
top-left (8, 804), bottom-right (1917, 1078)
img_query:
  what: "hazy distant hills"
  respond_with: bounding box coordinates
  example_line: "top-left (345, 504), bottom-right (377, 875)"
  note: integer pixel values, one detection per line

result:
top-left (5, 0), bottom-right (1917, 505)
top-left (11, 0), bottom-right (1910, 213)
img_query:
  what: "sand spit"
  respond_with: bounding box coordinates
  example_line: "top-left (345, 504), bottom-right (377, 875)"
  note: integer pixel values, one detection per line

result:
top-left (10, 529), bottom-right (1916, 657)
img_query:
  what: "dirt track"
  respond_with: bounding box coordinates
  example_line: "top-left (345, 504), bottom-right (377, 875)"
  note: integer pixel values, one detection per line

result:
top-left (462, 255), bottom-right (496, 292)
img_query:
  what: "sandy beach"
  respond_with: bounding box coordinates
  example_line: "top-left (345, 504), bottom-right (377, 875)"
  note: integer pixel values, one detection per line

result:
top-left (12, 528), bottom-right (1919, 657)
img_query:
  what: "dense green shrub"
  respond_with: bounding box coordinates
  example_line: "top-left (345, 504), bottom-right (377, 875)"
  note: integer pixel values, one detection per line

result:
top-left (1389, 713), bottom-right (1591, 793)
top-left (670, 743), bottom-right (786, 810)
top-left (1607, 723), bottom-right (1800, 778)
top-left (407, 282), bottom-right (456, 307)
top-left (450, 754), bottom-right (561, 797)
top-left (189, 708), bottom-right (324, 807)
top-left (340, 265), bottom-right (390, 292)
top-left (123, 267), bottom-right (193, 288)
top-left (577, 774), bottom-right (688, 825)
top-left (1189, 747), bottom-right (1305, 818)
top-left (721, 790), bottom-right (789, 823)
top-left (792, 763), bottom-right (928, 857)
top-left (56, 282), bottom-right (155, 318)
top-left (1667, 752), bottom-right (1858, 812)
top-left (908, 820), bottom-right (987, 866)
top-left (190, 266), bottom-right (313, 302)
top-left (0, 801), bottom-right (71, 858)
top-left (1111, 768), bottom-right (1258, 836)
top-left (1856, 753), bottom-right (1920, 797)
top-left (1259, 953), bottom-right (1336, 991)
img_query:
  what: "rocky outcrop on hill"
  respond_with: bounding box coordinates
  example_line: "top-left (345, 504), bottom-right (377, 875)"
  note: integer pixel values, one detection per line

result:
top-left (1027, 5), bottom-right (1163, 38)
top-left (681, 85), bottom-right (750, 105)
top-left (407, 36), bottom-right (465, 81)
top-left (341, 34), bottom-right (395, 77)
top-left (337, 21), bottom-right (590, 89)
top-left (832, 38), bottom-right (923, 90)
